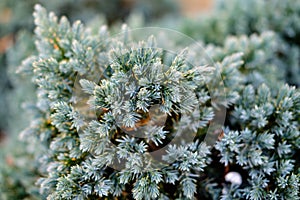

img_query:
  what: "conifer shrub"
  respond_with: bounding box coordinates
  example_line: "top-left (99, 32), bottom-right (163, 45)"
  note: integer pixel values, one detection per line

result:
top-left (15, 5), bottom-right (300, 200)
top-left (0, 0), bottom-right (123, 135)
top-left (0, 1), bottom-right (180, 198)
top-left (0, 0), bottom-right (179, 137)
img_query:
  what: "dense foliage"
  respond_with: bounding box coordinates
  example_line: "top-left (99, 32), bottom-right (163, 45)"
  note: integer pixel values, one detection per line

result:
top-left (1, 0), bottom-right (299, 199)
